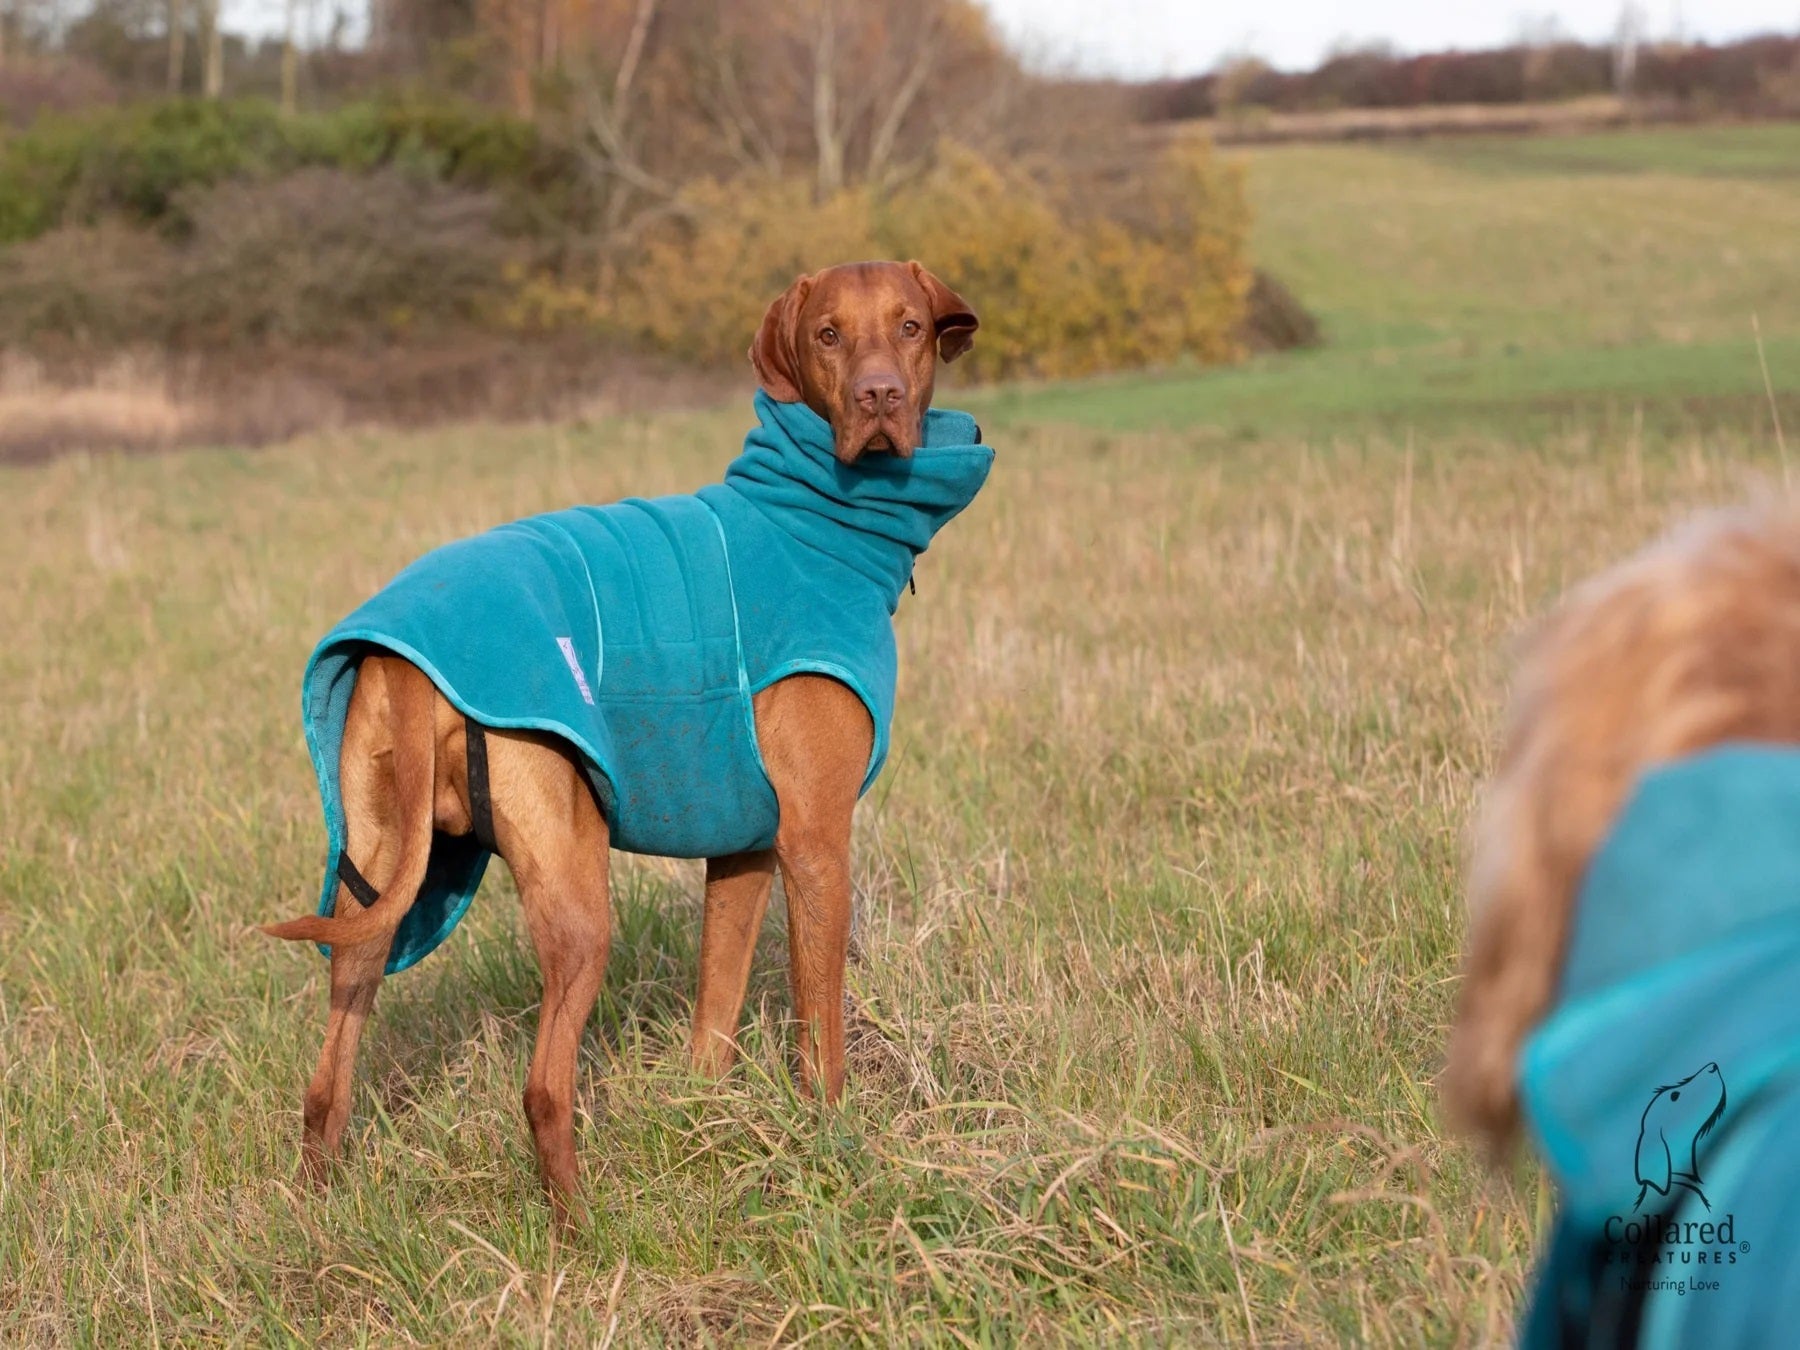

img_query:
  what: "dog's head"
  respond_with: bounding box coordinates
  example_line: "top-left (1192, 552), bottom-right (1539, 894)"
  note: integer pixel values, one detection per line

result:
top-left (1636, 1062), bottom-right (1726, 1194)
top-left (749, 260), bottom-right (979, 464)
top-left (1444, 504), bottom-right (1800, 1158)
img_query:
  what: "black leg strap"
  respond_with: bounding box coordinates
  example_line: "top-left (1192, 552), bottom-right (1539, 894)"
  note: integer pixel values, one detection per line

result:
top-left (465, 716), bottom-right (497, 852)
top-left (334, 718), bottom-right (493, 917)
top-left (336, 852), bottom-right (380, 909)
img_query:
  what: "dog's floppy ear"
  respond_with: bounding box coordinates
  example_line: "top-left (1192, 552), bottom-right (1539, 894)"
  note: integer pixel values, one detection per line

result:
top-left (908, 261), bottom-right (979, 363)
top-left (1636, 1111), bottom-right (1672, 1195)
top-left (750, 273), bottom-right (814, 402)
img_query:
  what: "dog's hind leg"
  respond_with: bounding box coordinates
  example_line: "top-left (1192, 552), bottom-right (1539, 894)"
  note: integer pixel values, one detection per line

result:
top-left (691, 850), bottom-right (778, 1077)
top-left (300, 936), bottom-right (390, 1184)
top-left (490, 731), bottom-right (612, 1223)
top-left (299, 662), bottom-right (416, 1183)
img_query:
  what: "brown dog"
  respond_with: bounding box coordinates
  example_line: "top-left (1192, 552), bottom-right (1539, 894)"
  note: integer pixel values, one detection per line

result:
top-left (265, 260), bottom-right (980, 1220)
top-left (1445, 502), bottom-right (1800, 1154)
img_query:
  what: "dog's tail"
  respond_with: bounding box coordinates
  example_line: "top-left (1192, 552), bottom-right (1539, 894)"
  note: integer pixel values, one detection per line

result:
top-left (262, 657), bottom-right (438, 951)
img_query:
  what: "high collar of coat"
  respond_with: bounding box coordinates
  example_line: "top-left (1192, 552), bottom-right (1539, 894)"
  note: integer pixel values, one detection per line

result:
top-left (719, 390), bottom-right (995, 614)
top-left (1520, 744), bottom-right (1800, 1227)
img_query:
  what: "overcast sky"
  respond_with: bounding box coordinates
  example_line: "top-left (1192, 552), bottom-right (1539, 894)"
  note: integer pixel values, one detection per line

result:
top-left (981, 0), bottom-right (1800, 77)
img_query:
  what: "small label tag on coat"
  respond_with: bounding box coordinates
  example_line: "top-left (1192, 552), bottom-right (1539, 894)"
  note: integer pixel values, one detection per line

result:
top-left (555, 636), bottom-right (596, 705)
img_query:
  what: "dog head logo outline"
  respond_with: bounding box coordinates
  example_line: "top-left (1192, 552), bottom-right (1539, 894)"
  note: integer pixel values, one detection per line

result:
top-left (1633, 1062), bottom-right (1726, 1212)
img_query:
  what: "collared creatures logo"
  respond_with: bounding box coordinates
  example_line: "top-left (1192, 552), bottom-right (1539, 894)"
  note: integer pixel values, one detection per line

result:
top-left (1634, 1062), bottom-right (1726, 1212)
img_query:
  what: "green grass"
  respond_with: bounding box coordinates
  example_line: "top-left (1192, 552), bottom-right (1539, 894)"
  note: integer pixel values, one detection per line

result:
top-left (971, 125), bottom-right (1800, 444)
top-left (3, 122), bottom-right (1798, 1343)
top-left (972, 333), bottom-right (1800, 441)
top-left (1400, 123), bottom-right (1800, 179)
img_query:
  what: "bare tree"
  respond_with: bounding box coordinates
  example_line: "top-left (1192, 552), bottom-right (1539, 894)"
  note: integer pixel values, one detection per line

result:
top-left (1517, 14), bottom-right (1562, 96)
top-left (863, 21), bottom-right (940, 188)
top-left (166, 0), bottom-right (185, 91)
top-left (0, 0), bottom-right (33, 65)
top-left (690, 28), bottom-right (784, 177)
top-left (576, 0), bottom-right (678, 232)
top-left (807, 1), bottom-right (843, 197)
top-left (1613, 1), bottom-right (1645, 96)
top-left (281, 0), bottom-right (298, 112)
top-left (1208, 50), bottom-right (1274, 121)
top-left (798, 0), bottom-right (953, 197)
top-left (681, 0), bottom-right (976, 202)
top-left (197, 0), bottom-right (221, 95)
top-left (549, 0), bottom-right (1076, 243)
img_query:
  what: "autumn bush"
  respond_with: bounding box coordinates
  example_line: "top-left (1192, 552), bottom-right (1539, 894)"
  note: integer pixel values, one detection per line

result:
top-left (0, 0), bottom-right (1282, 391)
top-left (0, 100), bottom-right (1260, 386)
top-left (0, 0), bottom-right (1279, 396)
top-left (579, 140), bottom-right (1253, 383)
top-left (0, 57), bottom-right (118, 129)
top-left (0, 95), bottom-right (580, 245)
top-left (560, 178), bottom-right (882, 370)
top-left (0, 168), bottom-right (519, 348)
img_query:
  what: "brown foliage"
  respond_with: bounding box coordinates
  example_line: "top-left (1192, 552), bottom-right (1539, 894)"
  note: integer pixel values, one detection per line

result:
top-left (0, 168), bottom-right (520, 348)
top-left (0, 56), bottom-right (117, 126)
top-left (467, 1), bottom-right (1259, 384)
top-left (554, 138), bottom-right (1254, 383)
top-left (0, 1), bottom-right (1274, 395)
top-left (535, 0), bottom-right (1111, 245)
top-left (1235, 271), bottom-right (1320, 353)
top-left (0, 219), bottom-right (173, 345)
top-left (879, 142), bottom-right (1251, 380)
top-left (172, 167), bottom-right (515, 343)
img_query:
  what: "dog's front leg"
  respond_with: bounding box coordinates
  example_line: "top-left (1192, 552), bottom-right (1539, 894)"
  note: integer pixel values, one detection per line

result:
top-left (775, 830), bottom-right (853, 1103)
top-left (754, 674), bottom-right (871, 1106)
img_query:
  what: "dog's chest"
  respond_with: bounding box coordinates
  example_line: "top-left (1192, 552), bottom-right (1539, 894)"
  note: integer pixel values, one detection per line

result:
top-left (559, 496), bottom-right (779, 856)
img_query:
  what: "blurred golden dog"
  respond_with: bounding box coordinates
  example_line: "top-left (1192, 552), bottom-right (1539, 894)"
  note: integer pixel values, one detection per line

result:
top-left (1446, 500), bottom-right (1800, 1153)
top-left (1444, 499), bottom-right (1800, 1343)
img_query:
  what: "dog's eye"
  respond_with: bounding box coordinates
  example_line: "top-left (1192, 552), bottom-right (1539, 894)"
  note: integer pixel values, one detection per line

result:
top-left (1671, 1091), bottom-right (1681, 1101)
top-left (818, 327), bottom-right (839, 347)
top-left (902, 319), bottom-right (923, 338)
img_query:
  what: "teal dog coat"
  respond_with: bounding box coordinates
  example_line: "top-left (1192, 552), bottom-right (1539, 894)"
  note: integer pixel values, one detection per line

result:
top-left (1517, 745), bottom-right (1800, 1348)
top-left (303, 392), bottom-right (993, 973)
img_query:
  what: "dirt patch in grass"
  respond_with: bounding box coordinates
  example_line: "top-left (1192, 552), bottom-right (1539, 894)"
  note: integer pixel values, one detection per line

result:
top-left (0, 338), bottom-right (725, 464)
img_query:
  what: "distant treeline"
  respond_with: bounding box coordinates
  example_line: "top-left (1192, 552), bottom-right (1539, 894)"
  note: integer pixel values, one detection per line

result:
top-left (1142, 34), bottom-right (1800, 121)
top-left (0, 2), bottom-right (1305, 383)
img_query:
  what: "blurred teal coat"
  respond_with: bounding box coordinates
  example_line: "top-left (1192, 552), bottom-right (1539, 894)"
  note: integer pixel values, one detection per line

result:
top-left (1518, 745), bottom-right (1800, 1348)
top-left (302, 392), bottom-right (994, 973)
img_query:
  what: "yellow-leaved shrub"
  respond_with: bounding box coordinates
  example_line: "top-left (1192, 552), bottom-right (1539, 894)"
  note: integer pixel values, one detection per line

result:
top-left (557, 138), bottom-right (1253, 382)
top-left (879, 142), bottom-right (1252, 380)
top-left (590, 178), bottom-right (879, 366)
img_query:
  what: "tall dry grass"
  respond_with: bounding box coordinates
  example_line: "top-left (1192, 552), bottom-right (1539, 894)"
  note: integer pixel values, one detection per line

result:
top-left (0, 351), bottom-right (194, 457)
top-left (6, 119), bottom-right (1798, 1344)
top-left (3, 383), bottom-right (1782, 1342)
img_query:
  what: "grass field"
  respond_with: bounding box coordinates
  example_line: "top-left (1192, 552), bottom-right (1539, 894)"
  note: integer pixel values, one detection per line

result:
top-left (979, 123), bottom-right (1800, 442)
top-left (4, 125), bottom-right (1798, 1344)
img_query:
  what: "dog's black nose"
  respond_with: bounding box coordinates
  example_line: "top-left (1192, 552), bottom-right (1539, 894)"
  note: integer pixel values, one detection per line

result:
top-left (853, 373), bottom-right (904, 413)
